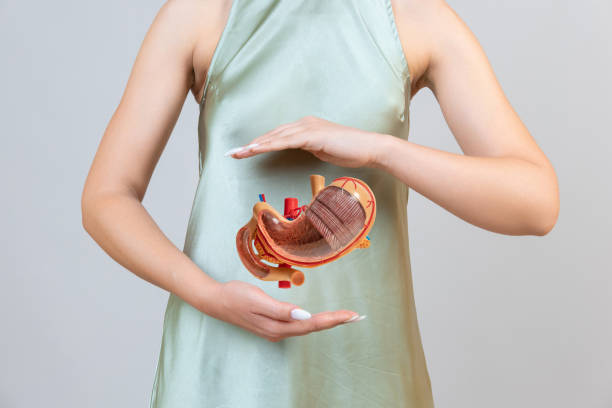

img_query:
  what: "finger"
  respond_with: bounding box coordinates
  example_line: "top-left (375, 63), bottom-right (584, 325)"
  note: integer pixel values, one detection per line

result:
top-left (309, 310), bottom-right (360, 331)
top-left (232, 122), bottom-right (300, 156)
top-left (250, 128), bottom-right (305, 151)
top-left (237, 127), bottom-right (304, 156)
top-left (225, 126), bottom-right (302, 158)
top-left (249, 121), bottom-right (302, 146)
top-left (237, 131), bottom-right (312, 158)
top-left (280, 310), bottom-right (359, 337)
top-left (253, 126), bottom-right (303, 149)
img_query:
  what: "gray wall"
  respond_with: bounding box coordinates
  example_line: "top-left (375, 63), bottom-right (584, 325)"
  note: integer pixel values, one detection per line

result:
top-left (1, 1), bottom-right (610, 407)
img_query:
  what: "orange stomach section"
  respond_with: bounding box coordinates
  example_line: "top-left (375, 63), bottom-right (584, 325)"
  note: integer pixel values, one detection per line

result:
top-left (258, 185), bottom-right (367, 265)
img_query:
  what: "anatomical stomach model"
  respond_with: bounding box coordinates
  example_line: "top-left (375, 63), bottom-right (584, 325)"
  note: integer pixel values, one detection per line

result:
top-left (236, 174), bottom-right (376, 288)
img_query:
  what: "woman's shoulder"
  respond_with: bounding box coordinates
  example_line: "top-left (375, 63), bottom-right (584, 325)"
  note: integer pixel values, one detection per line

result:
top-left (391, 0), bottom-right (484, 97)
top-left (155, 0), bottom-right (231, 47)
top-left (390, 0), bottom-right (447, 96)
top-left (147, 0), bottom-right (229, 55)
top-left (158, 0), bottom-right (229, 18)
top-left (151, 0), bottom-right (232, 103)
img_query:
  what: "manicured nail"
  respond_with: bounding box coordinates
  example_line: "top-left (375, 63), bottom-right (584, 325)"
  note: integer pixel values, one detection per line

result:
top-left (344, 314), bottom-right (367, 323)
top-left (223, 143), bottom-right (259, 157)
top-left (223, 146), bottom-right (245, 157)
top-left (343, 315), bottom-right (360, 323)
top-left (290, 308), bottom-right (312, 320)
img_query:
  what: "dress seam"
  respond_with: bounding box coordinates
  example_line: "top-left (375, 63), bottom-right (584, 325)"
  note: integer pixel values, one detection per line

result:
top-left (383, 0), bottom-right (411, 96)
top-left (199, 0), bottom-right (241, 109)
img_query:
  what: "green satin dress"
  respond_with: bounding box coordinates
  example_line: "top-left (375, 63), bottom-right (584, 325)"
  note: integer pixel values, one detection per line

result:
top-left (150, 0), bottom-right (434, 406)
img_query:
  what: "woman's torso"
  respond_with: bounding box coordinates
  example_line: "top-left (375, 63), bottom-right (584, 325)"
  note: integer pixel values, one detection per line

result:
top-left (151, 1), bottom-right (434, 407)
top-left (190, 0), bottom-right (429, 105)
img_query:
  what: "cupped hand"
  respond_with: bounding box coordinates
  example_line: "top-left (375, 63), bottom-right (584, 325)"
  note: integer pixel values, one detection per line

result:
top-left (224, 115), bottom-right (388, 168)
top-left (206, 280), bottom-right (365, 342)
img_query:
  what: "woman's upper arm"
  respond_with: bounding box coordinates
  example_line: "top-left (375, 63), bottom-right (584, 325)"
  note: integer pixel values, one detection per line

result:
top-left (416, 1), bottom-right (554, 170)
top-left (84, 0), bottom-right (201, 202)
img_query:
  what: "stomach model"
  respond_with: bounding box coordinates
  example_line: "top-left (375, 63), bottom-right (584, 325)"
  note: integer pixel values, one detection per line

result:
top-left (236, 174), bottom-right (376, 288)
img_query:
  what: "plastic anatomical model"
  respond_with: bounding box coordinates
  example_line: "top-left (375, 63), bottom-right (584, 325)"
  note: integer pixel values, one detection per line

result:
top-left (235, 174), bottom-right (376, 288)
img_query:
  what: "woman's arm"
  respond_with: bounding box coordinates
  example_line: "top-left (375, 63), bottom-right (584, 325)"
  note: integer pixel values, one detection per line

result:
top-left (375, 0), bottom-right (559, 235)
top-left (81, 1), bottom-right (219, 311)
top-left (82, 0), bottom-right (359, 341)
top-left (234, 0), bottom-right (559, 236)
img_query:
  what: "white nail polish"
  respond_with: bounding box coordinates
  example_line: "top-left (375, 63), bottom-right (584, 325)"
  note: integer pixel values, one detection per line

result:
top-left (343, 315), bottom-right (359, 323)
top-left (246, 143), bottom-right (259, 149)
top-left (290, 308), bottom-right (312, 320)
top-left (223, 146), bottom-right (245, 157)
top-left (355, 315), bottom-right (367, 321)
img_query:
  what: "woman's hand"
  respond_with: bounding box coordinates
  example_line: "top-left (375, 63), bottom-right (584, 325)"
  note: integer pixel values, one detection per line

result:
top-left (225, 115), bottom-right (385, 168)
top-left (205, 280), bottom-right (364, 342)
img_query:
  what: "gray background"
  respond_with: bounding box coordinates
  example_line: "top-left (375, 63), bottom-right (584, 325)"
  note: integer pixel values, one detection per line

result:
top-left (1, 0), bottom-right (610, 407)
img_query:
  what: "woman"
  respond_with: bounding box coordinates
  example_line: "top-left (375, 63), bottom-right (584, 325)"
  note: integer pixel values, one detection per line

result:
top-left (81, 0), bottom-right (559, 406)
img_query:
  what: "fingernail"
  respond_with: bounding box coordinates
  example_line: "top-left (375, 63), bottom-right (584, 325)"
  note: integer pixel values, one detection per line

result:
top-left (344, 314), bottom-right (367, 323)
top-left (223, 146), bottom-right (245, 157)
top-left (290, 308), bottom-right (312, 320)
top-left (223, 143), bottom-right (259, 157)
top-left (343, 315), bottom-right (360, 323)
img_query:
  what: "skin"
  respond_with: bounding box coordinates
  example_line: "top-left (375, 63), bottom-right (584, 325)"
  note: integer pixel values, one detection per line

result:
top-left (81, 0), bottom-right (560, 343)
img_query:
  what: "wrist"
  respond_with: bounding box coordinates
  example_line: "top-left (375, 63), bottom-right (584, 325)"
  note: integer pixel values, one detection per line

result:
top-left (171, 259), bottom-right (223, 316)
top-left (369, 132), bottom-right (398, 170)
top-left (193, 276), bottom-right (223, 317)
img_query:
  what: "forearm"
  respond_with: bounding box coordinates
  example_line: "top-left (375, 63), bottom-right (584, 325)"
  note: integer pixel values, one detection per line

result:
top-left (81, 190), bottom-right (219, 314)
top-left (373, 134), bottom-right (559, 235)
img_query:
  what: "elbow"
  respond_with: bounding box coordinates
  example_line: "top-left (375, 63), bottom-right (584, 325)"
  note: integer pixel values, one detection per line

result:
top-left (81, 188), bottom-right (95, 235)
top-left (81, 181), bottom-right (140, 236)
top-left (516, 204), bottom-right (558, 237)
top-left (524, 160), bottom-right (560, 236)
top-left (81, 181), bottom-right (103, 236)
top-left (531, 205), bottom-right (559, 236)
top-left (528, 184), bottom-right (560, 237)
